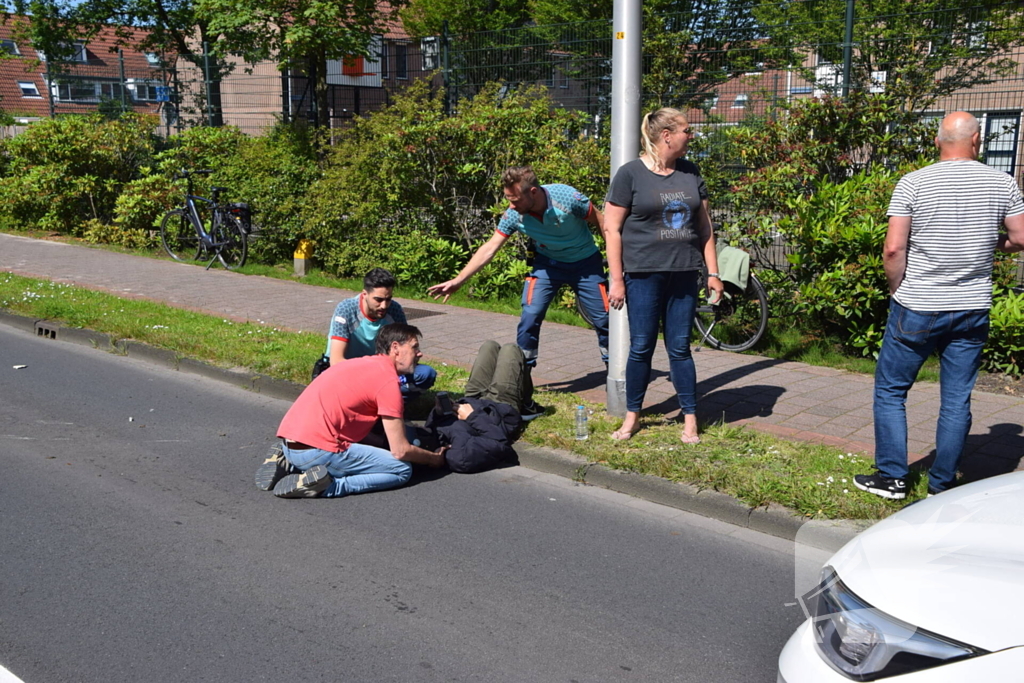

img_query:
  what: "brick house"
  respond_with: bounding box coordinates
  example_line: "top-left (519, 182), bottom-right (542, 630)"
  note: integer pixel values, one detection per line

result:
top-left (0, 19), bottom-right (169, 124)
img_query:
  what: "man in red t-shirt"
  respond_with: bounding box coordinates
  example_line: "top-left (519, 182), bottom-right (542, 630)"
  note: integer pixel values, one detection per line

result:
top-left (259, 323), bottom-right (447, 498)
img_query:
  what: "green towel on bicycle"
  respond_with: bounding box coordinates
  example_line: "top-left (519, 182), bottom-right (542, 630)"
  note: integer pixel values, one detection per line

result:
top-left (716, 243), bottom-right (750, 292)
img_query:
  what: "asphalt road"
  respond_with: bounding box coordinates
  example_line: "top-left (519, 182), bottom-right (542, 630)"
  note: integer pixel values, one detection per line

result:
top-left (0, 325), bottom-right (822, 682)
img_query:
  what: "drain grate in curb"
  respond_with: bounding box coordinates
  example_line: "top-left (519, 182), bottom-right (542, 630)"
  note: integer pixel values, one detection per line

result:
top-left (35, 322), bottom-right (59, 340)
top-left (403, 307), bottom-right (446, 322)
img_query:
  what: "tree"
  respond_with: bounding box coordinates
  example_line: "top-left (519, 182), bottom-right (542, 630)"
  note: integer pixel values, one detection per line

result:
top-left (400, 0), bottom-right (529, 37)
top-left (754, 0), bottom-right (1024, 113)
top-left (640, 0), bottom-right (766, 110)
top-left (197, 0), bottom-right (396, 130)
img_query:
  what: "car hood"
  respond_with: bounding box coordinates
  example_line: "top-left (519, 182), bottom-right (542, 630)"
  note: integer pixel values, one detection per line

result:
top-left (830, 471), bottom-right (1024, 652)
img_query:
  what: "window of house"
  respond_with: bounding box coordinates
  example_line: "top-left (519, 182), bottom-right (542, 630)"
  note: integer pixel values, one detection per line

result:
top-left (18, 81), bottom-right (40, 97)
top-left (732, 93), bottom-right (748, 108)
top-left (813, 53), bottom-right (841, 96)
top-left (380, 41), bottom-right (389, 79)
top-left (53, 79), bottom-right (124, 102)
top-left (421, 36), bottom-right (439, 71)
top-left (145, 52), bottom-right (161, 67)
top-left (1, 39), bottom-right (19, 55)
top-left (709, 95), bottom-right (719, 109)
top-left (37, 42), bottom-right (87, 63)
top-left (395, 42), bottom-right (408, 79)
top-left (129, 79), bottom-right (162, 101)
top-left (983, 112), bottom-right (1019, 175)
top-left (99, 82), bottom-right (124, 99)
top-left (555, 60), bottom-right (569, 88)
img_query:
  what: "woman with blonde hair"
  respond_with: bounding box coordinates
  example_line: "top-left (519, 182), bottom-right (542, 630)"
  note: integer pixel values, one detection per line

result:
top-left (603, 108), bottom-right (723, 443)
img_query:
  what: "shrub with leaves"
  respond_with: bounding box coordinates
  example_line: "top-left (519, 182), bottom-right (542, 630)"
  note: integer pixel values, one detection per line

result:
top-left (113, 172), bottom-right (179, 235)
top-left (0, 113), bottom-right (159, 234)
top-left (775, 171), bottom-right (899, 357)
top-left (723, 93), bottom-right (934, 218)
top-left (305, 81), bottom-right (608, 299)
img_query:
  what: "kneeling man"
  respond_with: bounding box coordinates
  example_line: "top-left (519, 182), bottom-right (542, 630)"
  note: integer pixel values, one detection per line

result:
top-left (266, 323), bottom-right (447, 498)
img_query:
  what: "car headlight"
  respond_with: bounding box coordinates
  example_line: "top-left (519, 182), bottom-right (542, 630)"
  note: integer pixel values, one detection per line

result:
top-left (810, 567), bottom-right (987, 680)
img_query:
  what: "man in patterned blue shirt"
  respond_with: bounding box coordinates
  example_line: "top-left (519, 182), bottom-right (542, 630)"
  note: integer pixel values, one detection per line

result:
top-left (429, 167), bottom-right (608, 412)
top-left (324, 268), bottom-right (436, 395)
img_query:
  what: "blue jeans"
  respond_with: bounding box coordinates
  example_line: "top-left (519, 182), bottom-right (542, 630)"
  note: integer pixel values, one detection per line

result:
top-left (282, 441), bottom-right (412, 498)
top-left (518, 252), bottom-right (609, 366)
top-left (624, 271), bottom-right (699, 414)
top-left (401, 364), bottom-right (437, 395)
top-left (873, 299), bottom-right (989, 492)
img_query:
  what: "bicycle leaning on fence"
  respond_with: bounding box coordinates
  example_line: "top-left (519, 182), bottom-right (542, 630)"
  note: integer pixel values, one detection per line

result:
top-left (574, 248), bottom-right (770, 353)
top-left (160, 169), bottom-right (250, 270)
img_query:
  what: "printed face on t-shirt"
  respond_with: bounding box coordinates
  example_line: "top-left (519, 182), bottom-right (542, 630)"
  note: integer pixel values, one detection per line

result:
top-left (658, 190), bottom-right (696, 241)
top-left (362, 287), bottom-right (394, 321)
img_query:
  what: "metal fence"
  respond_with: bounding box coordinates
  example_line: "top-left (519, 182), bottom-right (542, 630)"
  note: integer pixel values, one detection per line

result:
top-left (443, 0), bottom-right (1024, 163)
top-left (167, 43), bottom-right (440, 136)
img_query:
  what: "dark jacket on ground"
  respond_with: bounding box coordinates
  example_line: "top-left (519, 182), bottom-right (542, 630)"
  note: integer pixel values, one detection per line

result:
top-left (426, 397), bottom-right (522, 474)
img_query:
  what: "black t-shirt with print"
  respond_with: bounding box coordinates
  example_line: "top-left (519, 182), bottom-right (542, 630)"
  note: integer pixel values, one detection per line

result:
top-left (606, 157), bottom-right (708, 273)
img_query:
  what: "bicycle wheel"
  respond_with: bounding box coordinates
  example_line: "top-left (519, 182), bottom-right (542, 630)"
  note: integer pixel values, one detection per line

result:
top-left (160, 209), bottom-right (201, 263)
top-left (694, 273), bottom-right (769, 352)
top-left (213, 213), bottom-right (248, 270)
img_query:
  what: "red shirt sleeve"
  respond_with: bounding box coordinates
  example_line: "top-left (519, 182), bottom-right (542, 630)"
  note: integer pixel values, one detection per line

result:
top-left (375, 376), bottom-right (404, 419)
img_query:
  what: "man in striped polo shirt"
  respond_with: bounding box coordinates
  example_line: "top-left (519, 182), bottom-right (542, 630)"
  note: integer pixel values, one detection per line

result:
top-left (855, 111), bottom-right (1024, 500)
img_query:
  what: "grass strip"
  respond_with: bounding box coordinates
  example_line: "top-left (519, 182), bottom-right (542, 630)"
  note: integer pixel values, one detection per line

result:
top-left (0, 271), bottom-right (922, 519)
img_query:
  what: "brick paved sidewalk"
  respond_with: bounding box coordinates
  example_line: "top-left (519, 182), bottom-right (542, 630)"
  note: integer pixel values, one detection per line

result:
top-left (3, 233), bottom-right (1022, 481)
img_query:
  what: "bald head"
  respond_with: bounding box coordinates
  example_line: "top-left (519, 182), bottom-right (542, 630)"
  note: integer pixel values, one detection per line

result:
top-left (936, 111), bottom-right (980, 151)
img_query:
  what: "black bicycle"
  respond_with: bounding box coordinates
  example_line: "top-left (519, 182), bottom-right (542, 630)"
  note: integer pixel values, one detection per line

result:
top-left (574, 267), bottom-right (769, 353)
top-left (693, 269), bottom-right (769, 352)
top-left (160, 169), bottom-right (249, 270)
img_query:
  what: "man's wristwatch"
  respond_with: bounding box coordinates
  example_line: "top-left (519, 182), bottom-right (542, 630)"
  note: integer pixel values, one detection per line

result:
top-left (707, 272), bottom-right (721, 279)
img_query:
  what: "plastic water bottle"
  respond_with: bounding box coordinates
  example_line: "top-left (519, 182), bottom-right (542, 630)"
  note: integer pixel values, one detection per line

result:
top-left (575, 405), bottom-right (589, 441)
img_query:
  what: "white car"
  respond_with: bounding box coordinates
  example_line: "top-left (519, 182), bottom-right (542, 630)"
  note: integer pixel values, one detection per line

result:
top-left (778, 470), bottom-right (1024, 682)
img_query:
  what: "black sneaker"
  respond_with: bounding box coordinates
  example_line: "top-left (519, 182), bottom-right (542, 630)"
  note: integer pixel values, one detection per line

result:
top-left (254, 442), bottom-right (294, 491)
top-left (519, 399), bottom-right (547, 421)
top-left (854, 473), bottom-right (907, 500)
top-left (272, 465), bottom-right (333, 498)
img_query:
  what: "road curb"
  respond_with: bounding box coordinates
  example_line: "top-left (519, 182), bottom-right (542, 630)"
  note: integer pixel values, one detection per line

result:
top-left (512, 441), bottom-right (864, 551)
top-left (0, 311), bottom-right (304, 402)
top-left (0, 309), bottom-right (863, 551)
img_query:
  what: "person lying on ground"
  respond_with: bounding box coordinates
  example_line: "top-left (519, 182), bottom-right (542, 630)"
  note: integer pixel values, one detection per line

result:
top-left (425, 340), bottom-right (529, 474)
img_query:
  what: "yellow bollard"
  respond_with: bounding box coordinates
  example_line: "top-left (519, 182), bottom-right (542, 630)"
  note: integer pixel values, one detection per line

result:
top-left (294, 239), bottom-right (314, 276)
